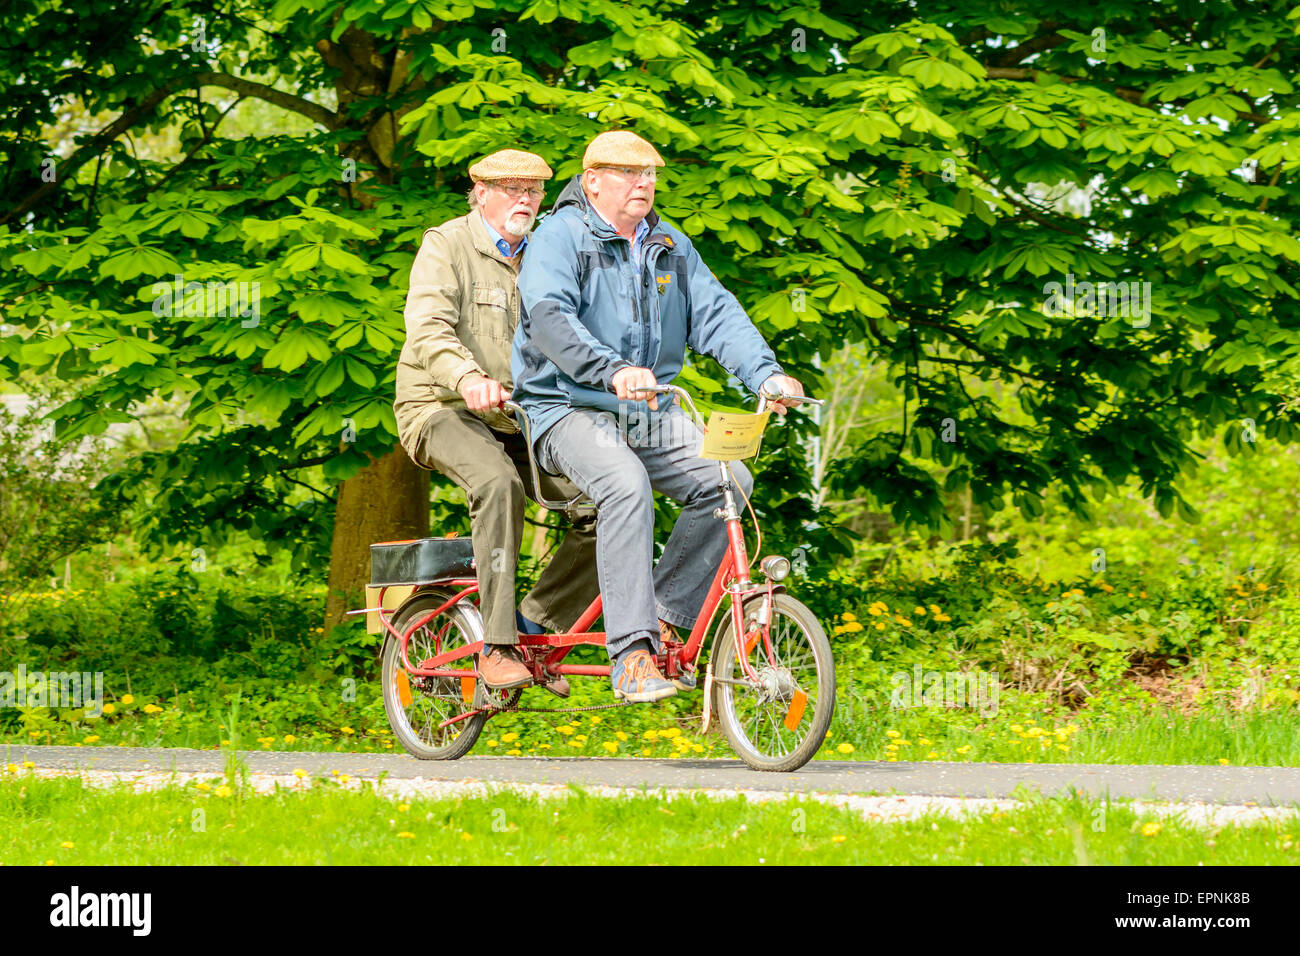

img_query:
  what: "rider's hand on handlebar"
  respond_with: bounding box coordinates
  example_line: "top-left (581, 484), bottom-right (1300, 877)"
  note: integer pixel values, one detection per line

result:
top-left (459, 374), bottom-right (511, 411)
top-left (761, 374), bottom-right (805, 416)
top-left (612, 366), bottom-right (660, 411)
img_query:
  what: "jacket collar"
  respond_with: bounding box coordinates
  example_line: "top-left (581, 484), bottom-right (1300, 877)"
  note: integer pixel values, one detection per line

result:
top-left (553, 174), bottom-right (663, 240)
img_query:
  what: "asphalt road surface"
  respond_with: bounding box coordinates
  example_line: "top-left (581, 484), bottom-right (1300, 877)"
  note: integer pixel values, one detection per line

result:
top-left (7, 745), bottom-right (1300, 806)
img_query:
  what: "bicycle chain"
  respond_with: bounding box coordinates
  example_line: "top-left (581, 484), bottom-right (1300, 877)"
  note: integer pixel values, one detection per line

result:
top-left (492, 700), bottom-right (637, 714)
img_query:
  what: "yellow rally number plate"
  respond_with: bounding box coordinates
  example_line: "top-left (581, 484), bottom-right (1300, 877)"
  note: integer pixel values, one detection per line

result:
top-left (699, 411), bottom-right (771, 461)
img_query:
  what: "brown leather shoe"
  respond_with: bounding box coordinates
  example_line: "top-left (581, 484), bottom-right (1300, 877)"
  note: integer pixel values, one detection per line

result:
top-left (477, 645), bottom-right (532, 689)
top-left (542, 676), bottom-right (571, 698)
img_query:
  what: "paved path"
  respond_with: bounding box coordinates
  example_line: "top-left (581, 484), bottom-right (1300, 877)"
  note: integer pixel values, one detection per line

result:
top-left (7, 746), bottom-right (1300, 806)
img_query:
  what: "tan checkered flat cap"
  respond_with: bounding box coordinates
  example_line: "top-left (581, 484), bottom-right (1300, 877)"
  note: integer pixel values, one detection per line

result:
top-left (468, 149), bottom-right (554, 182)
top-left (582, 131), bottom-right (665, 169)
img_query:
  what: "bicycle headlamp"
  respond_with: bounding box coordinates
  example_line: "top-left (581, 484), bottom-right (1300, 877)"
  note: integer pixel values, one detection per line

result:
top-left (760, 555), bottom-right (791, 581)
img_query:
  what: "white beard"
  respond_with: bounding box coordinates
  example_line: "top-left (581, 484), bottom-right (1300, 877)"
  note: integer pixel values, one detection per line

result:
top-left (502, 210), bottom-right (536, 237)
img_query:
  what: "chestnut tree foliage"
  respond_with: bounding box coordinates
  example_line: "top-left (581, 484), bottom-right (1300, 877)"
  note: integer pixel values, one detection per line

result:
top-left (2, 0), bottom-right (1299, 626)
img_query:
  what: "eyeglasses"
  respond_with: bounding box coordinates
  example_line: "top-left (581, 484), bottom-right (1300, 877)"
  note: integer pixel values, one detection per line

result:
top-left (600, 165), bottom-right (658, 183)
top-left (491, 182), bottom-right (545, 200)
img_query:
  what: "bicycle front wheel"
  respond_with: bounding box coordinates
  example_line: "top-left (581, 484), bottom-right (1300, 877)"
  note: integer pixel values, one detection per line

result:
top-left (711, 593), bottom-right (835, 772)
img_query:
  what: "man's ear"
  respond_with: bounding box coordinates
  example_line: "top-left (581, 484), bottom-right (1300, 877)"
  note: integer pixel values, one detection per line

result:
top-left (584, 169), bottom-right (599, 198)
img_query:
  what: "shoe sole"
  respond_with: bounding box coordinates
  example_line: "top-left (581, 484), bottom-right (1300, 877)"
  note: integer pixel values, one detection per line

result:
top-left (672, 679), bottom-right (697, 691)
top-left (477, 671), bottom-right (533, 690)
top-left (613, 685), bottom-right (678, 704)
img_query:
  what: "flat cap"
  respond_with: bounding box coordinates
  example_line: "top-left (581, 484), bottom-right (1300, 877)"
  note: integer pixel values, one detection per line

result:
top-left (468, 148), bottom-right (554, 182)
top-left (582, 131), bottom-right (665, 169)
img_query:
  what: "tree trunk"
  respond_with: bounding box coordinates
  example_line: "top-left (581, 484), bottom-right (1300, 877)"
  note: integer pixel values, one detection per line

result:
top-left (318, 22), bottom-right (434, 635)
top-left (324, 445), bottom-right (429, 634)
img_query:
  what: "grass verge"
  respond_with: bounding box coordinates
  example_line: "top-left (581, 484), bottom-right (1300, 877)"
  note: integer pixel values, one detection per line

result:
top-left (1, 772), bottom-right (1297, 865)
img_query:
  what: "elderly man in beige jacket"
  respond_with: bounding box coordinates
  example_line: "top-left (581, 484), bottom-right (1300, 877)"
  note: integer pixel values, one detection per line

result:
top-left (394, 149), bottom-right (599, 692)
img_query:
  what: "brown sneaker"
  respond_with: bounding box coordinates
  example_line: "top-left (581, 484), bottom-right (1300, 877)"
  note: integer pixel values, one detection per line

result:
top-left (477, 645), bottom-right (532, 689)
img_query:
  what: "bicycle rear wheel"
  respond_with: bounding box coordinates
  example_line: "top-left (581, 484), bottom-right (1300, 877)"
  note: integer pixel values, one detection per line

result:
top-left (382, 590), bottom-right (486, 760)
top-left (711, 593), bottom-right (835, 772)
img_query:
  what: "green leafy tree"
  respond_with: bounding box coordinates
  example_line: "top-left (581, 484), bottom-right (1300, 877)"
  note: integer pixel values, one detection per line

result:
top-left (3, 0), bottom-right (1299, 633)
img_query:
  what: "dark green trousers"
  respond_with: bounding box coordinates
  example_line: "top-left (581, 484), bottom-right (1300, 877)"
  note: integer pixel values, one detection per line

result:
top-left (415, 409), bottom-right (600, 644)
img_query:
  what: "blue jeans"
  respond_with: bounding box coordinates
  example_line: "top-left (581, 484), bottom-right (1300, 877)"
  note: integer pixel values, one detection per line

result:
top-left (538, 405), bottom-right (754, 660)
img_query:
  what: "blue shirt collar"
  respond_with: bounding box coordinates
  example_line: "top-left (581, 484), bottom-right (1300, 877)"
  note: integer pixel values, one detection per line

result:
top-left (480, 211), bottom-right (527, 258)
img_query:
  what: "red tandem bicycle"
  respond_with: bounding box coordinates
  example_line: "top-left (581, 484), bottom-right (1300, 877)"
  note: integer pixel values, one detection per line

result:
top-left (354, 384), bottom-right (835, 772)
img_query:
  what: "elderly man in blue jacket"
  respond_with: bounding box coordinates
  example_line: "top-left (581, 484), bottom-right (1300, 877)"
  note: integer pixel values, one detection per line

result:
top-left (512, 130), bottom-right (805, 703)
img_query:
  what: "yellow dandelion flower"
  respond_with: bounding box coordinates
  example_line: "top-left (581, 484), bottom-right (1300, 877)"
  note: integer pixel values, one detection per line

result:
top-left (397, 832), bottom-right (415, 839)
top-left (557, 725), bottom-right (575, 736)
top-left (615, 731), bottom-right (629, 741)
top-left (398, 804), bottom-right (410, 812)
top-left (691, 744), bottom-right (704, 753)
top-left (506, 749), bottom-right (522, 756)
top-left (914, 606), bottom-right (926, 616)
top-left (588, 715), bottom-right (602, 724)
top-left (340, 727), bottom-right (355, 735)
top-left (22, 761), bottom-right (35, 769)
top-left (1218, 758), bottom-right (1230, 766)
top-left (641, 747), bottom-right (652, 756)
top-left (214, 785), bottom-right (233, 798)
top-left (293, 768), bottom-right (308, 779)
top-left (1141, 822), bottom-right (1162, 837)
top-left (84, 735), bottom-right (100, 744)
top-left (121, 694), bottom-right (134, 705)
top-left (844, 621), bottom-right (864, 632)
top-left (501, 732), bottom-right (519, 743)
top-left (602, 742), bottom-right (619, 753)
top-left (929, 604), bottom-right (941, 615)
top-left (487, 740), bottom-right (499, 748)
top-left (841, 612), bottom-right (857, 622)
top-left (836, 743), bottom-right (854, 754)
top-left (660, 728), bottom-right (682, 739)
top-left (875, 622), bottom-right (886, 630)
top-left (461, 833), bottom-right (473, 841)
top-left (4, 764), bottom-right (16, 774)
top-left (926, 751), bottom-right (938, 759)
top-left (895, 617), bottom-right (911, 627)
top-left (955, 745), bottom-right (971, 754)
top-left (143, 704), bottom-right (162, 714)
top-left (918, 738), bottom-right (932, 746)
top-left (885, 729), bottom-right (900, 738)
top-left (1010, 724), bottom-right (1024, 733)
top-left (867, 606), bottom-right (883, 617)
top-left (102, 703), bottom-right (116, 715)
top-left (935, 614), bottom-right (951, 622)
top-left (832, 835), bottom-right (846, 843)
top-left (61, 842), bottom-right (75, 849)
